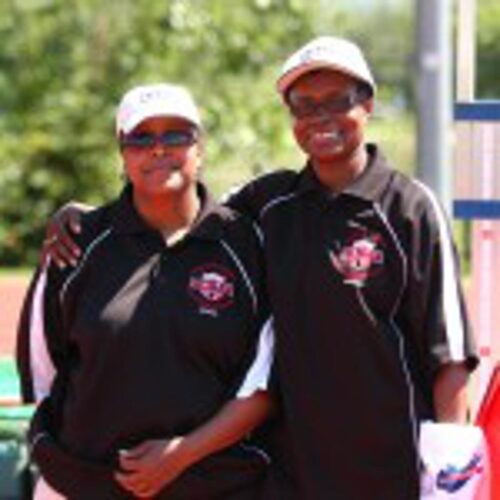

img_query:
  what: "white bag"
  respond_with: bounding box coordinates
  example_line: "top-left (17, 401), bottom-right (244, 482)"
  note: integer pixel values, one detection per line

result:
top-left (419, 421), bottom-right (489, 499)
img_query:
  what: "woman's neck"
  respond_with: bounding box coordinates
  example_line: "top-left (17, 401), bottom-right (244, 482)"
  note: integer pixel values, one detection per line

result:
top-left (133, 186), bottom-right (201, 236)
top-left (312, 145), bottom-right (368, 193)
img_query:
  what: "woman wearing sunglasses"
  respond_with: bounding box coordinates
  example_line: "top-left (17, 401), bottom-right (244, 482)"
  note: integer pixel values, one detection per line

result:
top-left (17, 83), bottom-right (277, 499)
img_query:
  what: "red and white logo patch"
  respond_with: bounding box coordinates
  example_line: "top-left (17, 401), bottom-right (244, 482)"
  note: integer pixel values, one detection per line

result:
top-left (328, 230), bottom-right (385, 287)
top-left (188, 263), bottom-right (235, 314)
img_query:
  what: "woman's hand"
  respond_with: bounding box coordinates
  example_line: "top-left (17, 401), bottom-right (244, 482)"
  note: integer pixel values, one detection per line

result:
top-left (115, 392), bottom-right (272, 497)
top-left (115, 437), bottom-right (191, 498)
top-left (43, 202), bottom-right (93, 268)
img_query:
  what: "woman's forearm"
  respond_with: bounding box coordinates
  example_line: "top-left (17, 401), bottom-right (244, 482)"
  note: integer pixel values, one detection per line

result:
top-left (178, 391), bottom-right (272, 467)
top-left (433, 362), bottom-right (470, 423)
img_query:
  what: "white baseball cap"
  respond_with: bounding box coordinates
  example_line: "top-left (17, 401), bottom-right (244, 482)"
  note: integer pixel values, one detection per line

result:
top-left (116, 83), bottom-right (202, 135)
top-left (277, 36), bottom-right (376, 97)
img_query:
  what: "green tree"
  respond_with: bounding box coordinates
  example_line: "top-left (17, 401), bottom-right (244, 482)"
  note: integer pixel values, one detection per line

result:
top-left (0, 0), bottom-right (317, 265)
top-left (1, 0), bottom-right (439, 267)
top-left (477, 0), bottom-right (500, 98)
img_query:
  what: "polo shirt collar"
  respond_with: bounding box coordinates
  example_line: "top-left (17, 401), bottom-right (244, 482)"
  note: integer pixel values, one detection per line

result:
top-left (190, 185), bottom-right (236, 241)
top-left (296, 143), bottom-right (394, 202)
top-left (110, 182), bottom-right (233, 241)
top-left (343, 144), bottom-right (394, 201)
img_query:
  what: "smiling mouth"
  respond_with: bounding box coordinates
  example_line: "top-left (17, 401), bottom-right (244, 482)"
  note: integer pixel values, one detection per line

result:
top-left (308, 128), bottom-right (345, 147)
top-left (144, 161), bottom-right (182, 174)
top-left (313, 130), bottom-right (342, 141)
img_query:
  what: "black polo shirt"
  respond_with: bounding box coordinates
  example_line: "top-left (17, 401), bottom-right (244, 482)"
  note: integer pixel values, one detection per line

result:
top-left (17, 183), bottom-right (272, 499)
top-left (228, 144), bottom-right (478, 499)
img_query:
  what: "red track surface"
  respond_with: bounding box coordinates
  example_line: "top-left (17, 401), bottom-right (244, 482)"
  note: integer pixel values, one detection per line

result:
top-left (0, 276), bottom-right (30, 358)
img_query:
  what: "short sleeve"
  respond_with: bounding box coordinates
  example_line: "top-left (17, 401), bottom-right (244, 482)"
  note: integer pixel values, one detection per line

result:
top-left (236, 318), bottom-right (275, 398)
top-left (403, 181), bottom-right (478, 380)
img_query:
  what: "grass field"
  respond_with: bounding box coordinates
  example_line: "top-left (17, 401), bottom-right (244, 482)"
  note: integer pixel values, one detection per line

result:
top-left (0, 267), bottom-right (33, 282)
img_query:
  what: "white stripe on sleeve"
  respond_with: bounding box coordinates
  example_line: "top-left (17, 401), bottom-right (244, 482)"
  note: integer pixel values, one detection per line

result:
top-left (414, 180), bottom-right (465, 361)
top-left (29, 263), bottom-right (56, 402)
top-left (236, 318), bottom-right (275, 398)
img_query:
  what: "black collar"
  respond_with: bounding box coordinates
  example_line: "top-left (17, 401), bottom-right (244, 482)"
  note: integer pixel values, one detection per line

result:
top-left (109, 182), bottom-right (236, 241)
top-left (296, 144), bottom-right (395, 202)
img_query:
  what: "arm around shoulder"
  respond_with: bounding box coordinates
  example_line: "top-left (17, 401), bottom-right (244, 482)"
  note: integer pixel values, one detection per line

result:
top-left (44, 201), bottom-right (95, 268)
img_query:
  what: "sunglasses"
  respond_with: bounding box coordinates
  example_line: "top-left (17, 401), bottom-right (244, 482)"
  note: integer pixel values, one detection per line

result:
top-left (120, 129), bottom-right (198, 149)
top-left (287, 86), bottom-right (369, 119)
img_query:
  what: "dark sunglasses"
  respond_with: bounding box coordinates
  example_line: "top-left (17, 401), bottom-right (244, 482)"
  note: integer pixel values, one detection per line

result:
top-left (120, 129), bottom-right (198, 149)
top-left (287, 86), bottom-right (369, 119)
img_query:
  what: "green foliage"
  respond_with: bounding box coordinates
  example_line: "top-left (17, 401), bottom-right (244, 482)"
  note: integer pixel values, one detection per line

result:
top-left (5, 0), bottom-right (496, 266)
top-left (477, 0), bottom-right (500, 98)
top-left (368, 113), bottom-right (415, 176)
top-left (0, 0), bottom-right (319, 265)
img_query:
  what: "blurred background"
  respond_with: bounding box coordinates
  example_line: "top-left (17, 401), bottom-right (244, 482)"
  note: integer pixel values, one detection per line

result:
top-left (0, 0), bottom-right (498, 267)
top-left (0, 0), bottom-right (417, 266)
top-left (1, 0), bottom-right (500, 495)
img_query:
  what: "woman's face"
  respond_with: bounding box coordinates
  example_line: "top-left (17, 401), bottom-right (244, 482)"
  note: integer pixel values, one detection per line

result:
top-left (120, 116), bottom-right (202, 197)
top-left (287, 70), bottom-right (372, 165)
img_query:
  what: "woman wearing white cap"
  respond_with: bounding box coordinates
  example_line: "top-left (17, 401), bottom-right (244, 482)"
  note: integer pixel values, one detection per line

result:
top-left (17, 83), bottom-right (277, 499)
top-left (228, 36), bottom-right (477, 498)
top-left (41, 36), bottom-right (478, 499)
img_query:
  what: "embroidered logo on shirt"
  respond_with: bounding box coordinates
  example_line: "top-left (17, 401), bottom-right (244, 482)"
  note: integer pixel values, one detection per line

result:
top-left (328, 230), bottom-right (385, 287)
top-left (188, 264), bottom-right (235, 316)
top-left (436, 453), bottom-right (483, 493)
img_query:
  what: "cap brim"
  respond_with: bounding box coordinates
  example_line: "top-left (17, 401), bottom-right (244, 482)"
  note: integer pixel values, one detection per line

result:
top-left (119, 104), bottom-right (201, 135)
top-left (277, 61), bottom-right (374, 97)
top-left (121, 112), bottom-right (200, 135)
